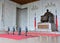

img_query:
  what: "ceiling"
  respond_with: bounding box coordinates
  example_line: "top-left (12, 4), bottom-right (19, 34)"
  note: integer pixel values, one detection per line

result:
top-left (11, 0), bottom-right (39, 5)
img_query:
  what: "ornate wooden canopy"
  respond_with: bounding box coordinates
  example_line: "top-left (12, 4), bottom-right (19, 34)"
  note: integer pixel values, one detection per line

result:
top-left (11, 0), bottom-right (39, 5)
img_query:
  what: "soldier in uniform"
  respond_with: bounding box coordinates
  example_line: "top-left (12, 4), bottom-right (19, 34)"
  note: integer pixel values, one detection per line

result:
top-left (13, 27), bottom-right (15, 35)
top-left (25, 26), bottom-right (28, 36)
top-left (18, 27), bottom-right (21, 35)
top-left (8, 27), bottom-right (10, 34)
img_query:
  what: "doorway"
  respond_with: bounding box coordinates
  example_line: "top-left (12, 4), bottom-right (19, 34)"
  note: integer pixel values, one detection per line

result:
top-left (16, 8), bottom-right (28, 31)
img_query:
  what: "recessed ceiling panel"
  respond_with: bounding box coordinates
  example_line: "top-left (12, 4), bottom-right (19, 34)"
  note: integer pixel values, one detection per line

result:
top-left (11, 0), bottom-right (39, 5)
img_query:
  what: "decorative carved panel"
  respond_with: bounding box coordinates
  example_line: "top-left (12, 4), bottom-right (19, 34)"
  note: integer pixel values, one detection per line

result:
top-left (38, 25), bottom-right (49, 29)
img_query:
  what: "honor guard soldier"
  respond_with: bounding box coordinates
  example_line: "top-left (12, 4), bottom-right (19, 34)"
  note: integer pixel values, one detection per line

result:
top-left (18, 27), bottom-right (21, 35)
top-left (13, 27), bottom-right (15, 35)
top-left (8, 27), bottom-right (10, 34)
top-left (25, 26), bottom-right (28, 36)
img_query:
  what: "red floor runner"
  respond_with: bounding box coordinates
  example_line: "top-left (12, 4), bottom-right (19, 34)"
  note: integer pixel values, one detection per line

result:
top-left (0, 32), bottom-right (60, 40)
top-left (0, 32), bottom-right (39, 40)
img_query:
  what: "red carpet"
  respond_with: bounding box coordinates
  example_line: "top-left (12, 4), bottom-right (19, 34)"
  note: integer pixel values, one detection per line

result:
top-left (0, 32), bottom-right (60, 40)
top-left (0, 32), bottom-right (39, 40)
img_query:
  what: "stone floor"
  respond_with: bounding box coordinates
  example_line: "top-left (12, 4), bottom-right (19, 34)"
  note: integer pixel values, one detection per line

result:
top-left (0, 31), bottom-right (60, 43)
top-left (0, 36), bottom-right (60, 43)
